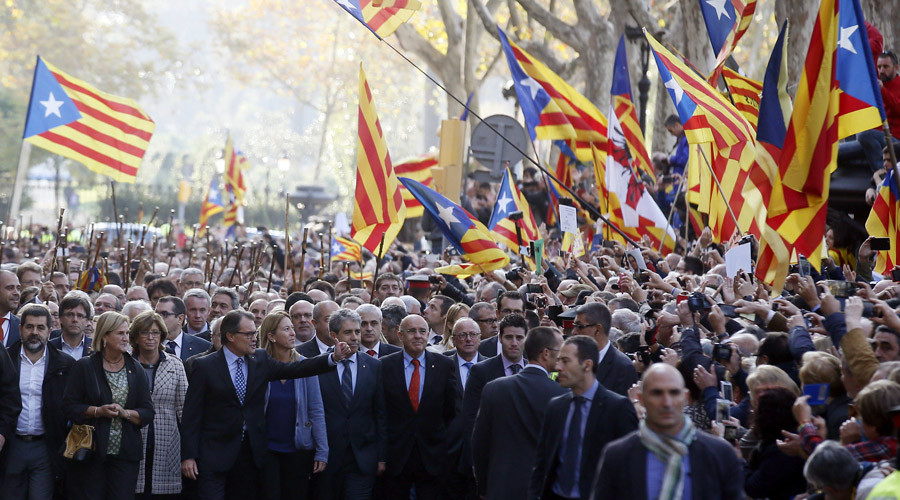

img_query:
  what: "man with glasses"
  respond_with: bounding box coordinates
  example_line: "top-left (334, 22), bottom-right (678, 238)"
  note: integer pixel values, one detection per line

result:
top-left (289, 298), bottom-right (315, 344)
top-left (574, 302), bottom-right (637, 396)
top-left (48, 291), bottom-right (92, 361)
top-left (381, 314), bottom-right (458, 499)
top-left (445, 318), bottom-right (484, 499)
top-left (156, 296), bottom-right (211, 361)
top-left (473, 327), bottom-right (567, 500)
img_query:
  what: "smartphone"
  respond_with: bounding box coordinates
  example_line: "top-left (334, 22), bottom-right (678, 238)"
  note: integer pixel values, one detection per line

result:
top-left (718, 304), bottom-right (738, 317)
top-left (798, 255), bottom-right (811, 277)
top-left (803, 383), bottom-right (829, 406)
top-left (526, 283), bottom-right (542, 294)
top-left (871, 237), bottom-right (892, 251)
top-left (716, 399), bottom-right (731, 422)
top-left (721, 381), bottom-right (733, 402)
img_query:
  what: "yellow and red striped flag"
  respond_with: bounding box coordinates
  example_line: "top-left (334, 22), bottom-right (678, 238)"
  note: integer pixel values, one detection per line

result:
top-left (23, 57), bottom-right (155, 183)
top-left (224, 135), bottom-right (248, 202)
top-left (865, 170), bottom-right (900, 275)
top-left (198, 177), bottom-right (224, 236)
top-left (331, 236), bottom-right (363, 262)
top-left (351, 65), bottom-right (406, 257)
top-left (699, 0), bottom-right (758, 85)
top-left (611, 36), bottom-right (655, 182)
top-left (721, 68), bottom-right (762, 130)
top-left (499, 28), bottom-right (607, 162)
top-left (488, 168), bottom-right (540, 256)
top-left (394, 154), bottom-right (436, 218)
top-left (331, 0), bottom-right (421, 39)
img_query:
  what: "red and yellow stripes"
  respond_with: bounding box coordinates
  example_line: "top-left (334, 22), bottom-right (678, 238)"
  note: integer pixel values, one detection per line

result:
top-left (27, 58), bottom-right (155, 183)
top-left (394, 154), bottom-right (436, 218)
top-left (359, 0), bottom-right (421, 38)
top-left (708, 0), bottom-right (758, 85)
top-left (332, 236), bottom-right (363, 262)
top-left (721, 68), bottom-right (762, 130)
top-left (351, 65), bottom-right (406, 257)
top-left (506, 39), bottom-right (608, 162)
top-left (224, 135), bottom-right (247, 202)
top-left (612, 95), bottom-right (654, 181)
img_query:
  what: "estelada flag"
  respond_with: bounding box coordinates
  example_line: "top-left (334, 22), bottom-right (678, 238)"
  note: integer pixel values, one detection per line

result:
top-left (331, 0), bottom-right (421, 39)
top-left (394, 154), bottom-right (437, 218)
top-left (23, 56), bottom-right (155, 183)
top-left (331, 236), bottom-right (363, 262)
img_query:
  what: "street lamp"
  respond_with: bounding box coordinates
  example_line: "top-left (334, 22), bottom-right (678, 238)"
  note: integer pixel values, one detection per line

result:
top-left (277, 155), bottom-right (290, 172)
top-left (625, 25), bottom-right (653, 134)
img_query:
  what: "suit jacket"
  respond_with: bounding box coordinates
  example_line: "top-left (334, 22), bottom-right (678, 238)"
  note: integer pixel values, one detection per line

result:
top-left (459, 355), bottom-right (507, 472)
top-left (48, 335), bottom-right (92, 359)
top-left (317, 352), bottom-right (387, 477)
top-left (0, 341), bottom-right (20, 440)
top-left (381, 350), bottom-right (458, 477)
top-left (446, 352), bottom-right (484, 466)
top-left (589, 431), bottom-right (743, 500)
top-left (473, 366), bottom-right (567, 500)
top-left (181, 348), bottom-right (335, 472)
top-left (62, 353), bottom-right (155, 462)
top-left (477, 335), bottom-right (499, 357)
top-left (7, 341), bottom-right (72, 472)
top-left (178, 333), bottom-right (212, 361)
top-left (297, 337), bottom-right (325, 358)
top-left (377, 342), bottom-right (401, 358)
top-left (2, 314), bottom-right (20, 349)
top-left (530, 383), bottom-right (638, 500)
top-left (595, 345), bottom-right (638, 397)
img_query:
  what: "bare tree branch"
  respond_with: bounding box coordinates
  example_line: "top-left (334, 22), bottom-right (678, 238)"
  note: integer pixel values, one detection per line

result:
top-left (435, 0), bottom-right (464, 48)
top-left (393, 24), bottom-right (447, 79)
top-left (512, 0), bottom-right (580, 48)
top-left (620, 0), bottom-right (661, 36)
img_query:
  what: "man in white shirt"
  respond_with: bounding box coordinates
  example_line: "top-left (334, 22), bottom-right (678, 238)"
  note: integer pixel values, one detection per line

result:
top-left (357, 304), bottom-right (400, 359)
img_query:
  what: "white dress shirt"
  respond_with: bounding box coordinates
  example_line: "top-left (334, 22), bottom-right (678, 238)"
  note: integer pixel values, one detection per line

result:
top-left (1, 312), bottom-right (10, 347)
top-left (61, 335), bottom-right (87, 361)
top-left (597, 338), bottom-right (611, 368)
top-left (457, 354), bottom-right (478, 389)
top-left (17, 347), bottom-right (47, 436)
top-left (315, 336), bottom-right (333, 355)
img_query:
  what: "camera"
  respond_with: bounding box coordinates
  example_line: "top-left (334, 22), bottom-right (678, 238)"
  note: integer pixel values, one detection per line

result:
top-left (526, 283), bottom-right (543, 294)
top-left (634, 270), bottom-right (650, 284)
top-left (712, 343), bottom-right (732, 362)
top-left (636, 345), bottom-right (652, 365)
top-left (660, 175), bottom-right (674, 183)
top-left (533, 295), bottom-right (548, 308)
top-left (687, 292), bottom-right (710, 312)
top-left (428, 275), bottom-right (443, 284)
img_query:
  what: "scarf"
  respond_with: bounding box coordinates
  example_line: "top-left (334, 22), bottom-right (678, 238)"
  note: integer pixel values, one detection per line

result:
top-left (638, 415), bottom-right (696, 500)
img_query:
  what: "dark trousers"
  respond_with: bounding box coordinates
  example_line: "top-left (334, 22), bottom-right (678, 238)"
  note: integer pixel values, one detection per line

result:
top-left (444, 469), bottom-right (476, 500)
top-left (1, 436), bottom-right (55, 500)
top-left (198, 438), bottom-right (259, 500)
top-left (315, 444), bottom-right (375, 500)
top-left (383, 445), bottom-right (446, 500)
top-left (66, 455), bottom-right (140, 500)
top-left (262, 448), bottom-right (315, 500)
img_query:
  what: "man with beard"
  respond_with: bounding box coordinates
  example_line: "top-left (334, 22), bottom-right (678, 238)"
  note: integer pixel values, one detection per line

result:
top-left (0, 270), bottom-right (22, 348)
top-left (3, 304), bottom-right (73, 499)
top-left (357, 304), bottom-right (400, 359)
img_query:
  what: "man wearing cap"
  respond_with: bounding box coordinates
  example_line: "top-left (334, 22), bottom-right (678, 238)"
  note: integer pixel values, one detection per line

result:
top-left (559, 284), bottom-right (594, 307)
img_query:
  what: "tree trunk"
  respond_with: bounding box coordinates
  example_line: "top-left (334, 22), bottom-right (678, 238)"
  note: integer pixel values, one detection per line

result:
top-left (775, 0), bottom-right (816, 94)
top-left (862, 0), bottom-right (900, 54)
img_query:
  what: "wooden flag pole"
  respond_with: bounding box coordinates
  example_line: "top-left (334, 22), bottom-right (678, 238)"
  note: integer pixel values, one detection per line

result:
top-left (166, 244), bottom-right (176, 277)
top-left (110, 182), bottom-right (123, 250)
top-left (228, 244), bottom-right (244, 288)
top-left (51, 209), bottom-right (65, 273)
top-left (166, 209), bottom-right (175, 248)
top-left (266, 245), bottom-right (277, 294)
top-left (124, 239), bottom-right (133, 292)
top-left (698, 147), bottom-right (743, 238)
top-left (187, 224), bottom-right (199, 268)
top-left (884, 122), bottom-right (900, 192)
top-left (296, 227), bottom-right (308, 292)
top-left (327, 221), bottom-right (333, 273)
top-left (369, 233), bottom-right (386, 304)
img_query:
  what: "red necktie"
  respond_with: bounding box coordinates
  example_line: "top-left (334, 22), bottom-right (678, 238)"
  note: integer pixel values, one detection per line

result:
top-left (367, 349), bottom-right (376, 357)
top-left (408, 359), bottom-right (420, 412)
top-left (0, 317), bottom-right (6, 343)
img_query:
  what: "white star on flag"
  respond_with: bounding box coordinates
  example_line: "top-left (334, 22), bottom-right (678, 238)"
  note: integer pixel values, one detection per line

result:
top-left (838, 25), bottom-right (859, 54)
top-left (332, 242), bottom-right (342, 254)
top-left (520, 77), bottom-right (544, 100)
top-left (496, 193), bottom-right (513, 214)
top-left (40, 92), bottom-right (64, 118)
top-left (437, 203), bottom-right (459, 227)
top-left (705, 0), bottom-right (730, 20)
top-left (334, 0), bottom-right (359, 13)
top-left (664, 76), bottom-right (685, 105)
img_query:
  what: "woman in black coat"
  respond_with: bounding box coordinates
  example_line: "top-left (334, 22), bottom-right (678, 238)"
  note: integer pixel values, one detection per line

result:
top-left (743, 387), bottom-right (807, 500)
top-left (63, 311), bottom-right (155, 500)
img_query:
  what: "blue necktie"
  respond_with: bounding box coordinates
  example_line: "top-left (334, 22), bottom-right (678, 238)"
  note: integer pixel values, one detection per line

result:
top-left (558, 396), bottom-right (585, 494)
top-left (462, 361), bottom-right (473, 389)
top-left (510, 363), bottom-right (522, 375)
top-left (341, 360), bottom-right (353, 404)
top-left (234, 358), bottom-right (246, 405)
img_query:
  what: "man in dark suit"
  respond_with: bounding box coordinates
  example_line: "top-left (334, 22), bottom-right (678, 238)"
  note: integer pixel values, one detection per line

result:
top-left (590, 364), bottom-right (743, 500)
top-left (444, 317), bottom-right (483, 499)
top-left (573, 302), bottom-right (638, 396)
top-left (156, 296), bottom-right (211, 361)
top-left (49, 292), bottom-right (92, 361)
top-left (381, 314), bottom-right (458, 499)
top-left (181, 310), bottom-right (351, 500)
top-left (0, 270), bottom-right (21, 349)
top-left (477, 292), bottom-right (524, 358)
top-left (356, 304), bottom-right (401, 359)
top-left (530, 335), bottom-right (638, 500)
top-left (183, 289), bottom-right (213, 341)
top-left (298, 300), bottom-right (339, 358)
top-left (315, 308), bottom-right (388, 500)
top-left (3, 304), bottom-right (73, 498)
top-left (473, 326), bottom-right (566, 500)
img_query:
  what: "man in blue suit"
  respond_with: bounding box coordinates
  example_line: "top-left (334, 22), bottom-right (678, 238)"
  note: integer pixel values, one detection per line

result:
top-left (315, 308), bottom-right (387, 500)
top-left (0, 270), bottom-right (21, 349)
top-left (156, 296), bottom-right (211, 360)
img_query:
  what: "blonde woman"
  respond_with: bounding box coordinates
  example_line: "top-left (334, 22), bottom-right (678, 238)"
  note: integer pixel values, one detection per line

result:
top-left (129, 311), bottom-right (188, 499)
top-left (439, 303), bottom-right (470, 352)
top-left (63, 311), bottom-right (154, 500)
top-left (257, 311), bottom-right (328, 500)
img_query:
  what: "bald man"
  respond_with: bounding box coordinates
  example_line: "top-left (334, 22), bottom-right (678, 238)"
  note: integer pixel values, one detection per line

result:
top-left (590, 364), bottom-right (742, 500)
top-left (298, 300), bottom-right (339, 358)
top-left (0, 271), bottom-right (21, 348)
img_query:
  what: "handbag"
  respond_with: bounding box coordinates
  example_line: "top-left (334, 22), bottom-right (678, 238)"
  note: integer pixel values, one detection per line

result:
top-left (63, 357), bottom-right (105, 462)
top-left (63, 424), bottom-right (95, 461)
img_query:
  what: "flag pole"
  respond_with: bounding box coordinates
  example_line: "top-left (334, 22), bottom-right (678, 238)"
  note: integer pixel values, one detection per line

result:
top-left (370, 233), bottom-right (386, 304)
top-left (884, 122), bottom-right (900, 192)
top-left (658, 158), bottom-right (690, 253)
top-left (698, 147), bottom-right (743, 237)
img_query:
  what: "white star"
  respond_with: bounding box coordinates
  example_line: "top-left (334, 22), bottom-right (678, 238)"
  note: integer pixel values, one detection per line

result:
top-left (437, 203), bottom-right (459, 227)
top-left (332, 242), bottom-right (342, 253)
top-left (334, 0), bottom-right (359, 12)
top-left (519, 77), bottom-right (544, 100)
top-left (664, 76), bottom-right (685, 105)
top-left (705, 0), bottom-right (731, 20)
top-left (496, 193), bottom-right (513, 214)
top-left (40, 92), bottom-right (64, 118)
top-left (838, 25), bottom-right (859, 54)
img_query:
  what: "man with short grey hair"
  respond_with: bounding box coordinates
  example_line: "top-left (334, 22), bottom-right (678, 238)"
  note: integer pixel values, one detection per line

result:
top-left (803, 440), bottom-right (863, 499)
top-left (210, 288), bottom-right (240, 322)
top-left (183, 289), bottom-right (212, 341)
top-left (179, 268), bottom-right (205, 296)
top-left (93, 293), bottom-right (121, 315)
top-left (357, 304), bottom-right (400, 359)
top-left (611, 309), bottom-right (642, 336)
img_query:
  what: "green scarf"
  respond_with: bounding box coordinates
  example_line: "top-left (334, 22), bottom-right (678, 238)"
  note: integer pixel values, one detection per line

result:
top-left (638, 415), bottom-right (697, 500)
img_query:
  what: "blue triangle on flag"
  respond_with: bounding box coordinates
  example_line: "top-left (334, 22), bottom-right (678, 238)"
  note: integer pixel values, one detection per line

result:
top-left (23, 57), bottom-right (82, 139)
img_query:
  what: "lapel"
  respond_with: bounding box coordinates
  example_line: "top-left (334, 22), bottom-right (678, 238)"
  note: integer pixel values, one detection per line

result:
top-left (595, 343), bottom-right (614, 383)
top-left (350, 354), bottom-right (370, 409)
top-left (451, 354), bottom-right (464, 395)
top-left (215, 350), bottom-right (242, 405)
top-left (549, 392), bottom-right (573, 452)
top-left (420, 350), bottom-right (439, 408)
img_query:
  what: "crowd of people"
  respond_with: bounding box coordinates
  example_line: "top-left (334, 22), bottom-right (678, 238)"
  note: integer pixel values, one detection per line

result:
top-left (2, 210), bottom-right (900, 500)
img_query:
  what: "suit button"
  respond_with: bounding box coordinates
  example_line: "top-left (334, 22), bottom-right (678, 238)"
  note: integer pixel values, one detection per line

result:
top-left (305, 421), bottom-right (312, 427)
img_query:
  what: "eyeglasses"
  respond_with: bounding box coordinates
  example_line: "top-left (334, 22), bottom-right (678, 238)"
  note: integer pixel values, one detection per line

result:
top-left (402, 328), bottom-right (429, 335)
top-left (453, 333), bottom-right (480, 340)
top-left (62, 312), bottom-right (87, 320)
top-left (233, 330), bottom-right (258, 337)
top-left (156, 311), bottom-right (179, 318)
top-left (573, 323), bottom-right (598, 330)
top-left (291, 313), bottom-right (313, 321)
top-left (139, 331), bottom-right (162, 338)
top-left (474, 318), bottom-right (498, 324)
